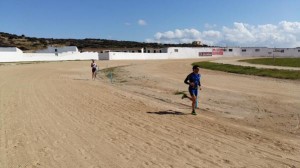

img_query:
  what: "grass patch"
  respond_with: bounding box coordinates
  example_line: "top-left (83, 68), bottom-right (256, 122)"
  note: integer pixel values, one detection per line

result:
top-left (100, 67), bottom-right (118, 78)
top-left (100, 65), bottom-right (130, 79)
top-left (239, 58), bottom-right (300, 67)
top-left (193, 61), bottom-right (300, 80)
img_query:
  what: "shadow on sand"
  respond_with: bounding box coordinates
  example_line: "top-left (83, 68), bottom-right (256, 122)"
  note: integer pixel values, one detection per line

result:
top-left (147, 110), bottom-right (187, 115)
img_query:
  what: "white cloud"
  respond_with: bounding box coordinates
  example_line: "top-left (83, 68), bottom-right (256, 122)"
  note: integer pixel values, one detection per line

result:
top-left (138, 19), bottom-right (147, 26)
top-left (202, 30), bottom-right (222, 38)
top-left (279, 21), bottom-right (300, 33)
top-left (204, 23), bottom-right (217, 29)
top-left (125, 22), bottom-right (131, 26)
top-left (201, 30), bottom-right (222, 46)
top-left (152, 29), bottom-right (202, 44)
top-left (146, 21), bottom-right (300, 47)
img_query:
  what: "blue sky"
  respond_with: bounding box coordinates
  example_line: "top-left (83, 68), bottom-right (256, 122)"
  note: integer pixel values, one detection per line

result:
top-left (0, 0), bottom-right (300, 47)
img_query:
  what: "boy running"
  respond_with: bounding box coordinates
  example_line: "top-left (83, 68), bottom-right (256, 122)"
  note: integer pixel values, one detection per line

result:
top-left (91, 59), bottom-right (98, 80)
top-left (182, 65), bottom-right (202, 115)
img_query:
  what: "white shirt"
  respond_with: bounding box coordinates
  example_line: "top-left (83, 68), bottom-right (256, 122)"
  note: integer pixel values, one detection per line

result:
top-left (92, 63), bottom-right (97, 69)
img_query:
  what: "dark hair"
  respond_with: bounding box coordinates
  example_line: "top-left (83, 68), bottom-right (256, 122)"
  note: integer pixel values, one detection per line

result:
top-left (192, 65), bottom-right (200, 70)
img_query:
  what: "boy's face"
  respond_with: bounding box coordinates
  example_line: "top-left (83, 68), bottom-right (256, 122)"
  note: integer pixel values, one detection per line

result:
top-left (193, 68), bottom-right (199, 74)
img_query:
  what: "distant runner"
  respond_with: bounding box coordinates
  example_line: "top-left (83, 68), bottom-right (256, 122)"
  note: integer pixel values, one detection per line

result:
top-left (182, 65), bottom-right (202, 115)
top-left (91, 59), bottom-right (98, 80)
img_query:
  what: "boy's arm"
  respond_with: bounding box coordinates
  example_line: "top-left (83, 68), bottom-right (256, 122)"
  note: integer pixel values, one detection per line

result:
top-left (198, 76), bottom-right (202, 90)
top-left (184, 75), bottom-right (190, 85)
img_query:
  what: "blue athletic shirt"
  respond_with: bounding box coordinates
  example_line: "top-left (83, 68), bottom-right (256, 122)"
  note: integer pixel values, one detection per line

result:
top-left (184, 73), bottom-right (201, 90)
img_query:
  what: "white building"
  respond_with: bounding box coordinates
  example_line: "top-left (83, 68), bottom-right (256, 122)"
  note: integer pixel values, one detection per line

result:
top-left (144, 48), bottom-right (164, 53)
top-left (0, 47), bottom-right (23, 62)
top-left (2, 46), bottom-right (300, 62)
top-left (98, 46), bottom-right (300, 60)
top-left (0, 46), bottom-right (98, 63)
top-left (0, 47), bottom-right (23, 55)
top-left (35, 46), bottom-right (79, 55)
top-left (223, 47), bottom-right (300, 57)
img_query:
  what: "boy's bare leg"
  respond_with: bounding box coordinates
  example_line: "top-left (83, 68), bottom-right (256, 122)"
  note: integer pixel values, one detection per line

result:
top-left (182, 94), bottom-right (197, 114)
top-left (191, 95), bottom-right (196, 112)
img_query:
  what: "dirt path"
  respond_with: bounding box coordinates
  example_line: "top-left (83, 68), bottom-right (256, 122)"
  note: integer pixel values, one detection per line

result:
top-left (0, 59), bottom-right (300, 168)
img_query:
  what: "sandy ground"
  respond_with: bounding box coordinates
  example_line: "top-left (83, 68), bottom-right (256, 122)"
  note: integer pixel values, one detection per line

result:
top-left (0, 58), bottom-right (300, 168)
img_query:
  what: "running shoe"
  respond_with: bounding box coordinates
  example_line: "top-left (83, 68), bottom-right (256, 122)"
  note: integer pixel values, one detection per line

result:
top-left (181, 94), bottom-right (188, 99)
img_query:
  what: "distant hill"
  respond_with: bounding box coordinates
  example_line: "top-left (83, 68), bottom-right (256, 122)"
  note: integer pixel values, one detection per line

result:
top-left (0, 32), bottom-right (208, 52)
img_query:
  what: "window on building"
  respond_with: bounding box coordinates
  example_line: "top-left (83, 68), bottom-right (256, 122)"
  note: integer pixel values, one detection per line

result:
top-left (298, 50), bottom-right (300, 52)
top-left (132, 51), bottom-right (135, 53)
top-left (160, 50), bottom-right (162, 53)
top-left (281, 50), bottom-right (284, 53)
top-left (148, 50), bottom-right (150, 53)
top-left (154, 50), bottom-right (156, 53)
top-left (223, 49), bottom-right (227, 51)
top-left (174, 49), bottom-right (179, 52)
top-left (138, 50), bottom-right (142, 53)
top-left (255, 49), bottom-right (260, 52)
top-left (55, 49), bottom-right (58, 52)
top-left (242, 49), bottom-right (246, 52)
top-left (229, 49), bottom-right (233, 52)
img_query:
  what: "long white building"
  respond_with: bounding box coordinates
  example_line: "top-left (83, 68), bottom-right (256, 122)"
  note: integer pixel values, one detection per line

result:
top-left (222, 47), bottom-right (300, 57)
top-left (0, 46), bottom-right (98, 63)
top-left (1, 46), bottom-right (300, 62)
top-left (98, 47), bottom-right (300, 60)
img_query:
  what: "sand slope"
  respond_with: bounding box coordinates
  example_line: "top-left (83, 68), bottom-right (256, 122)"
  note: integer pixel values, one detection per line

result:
top-left (0, 59), bottom-right (299, 168)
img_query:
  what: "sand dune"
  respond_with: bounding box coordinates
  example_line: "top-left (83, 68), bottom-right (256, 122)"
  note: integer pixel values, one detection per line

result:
top-left (0, 59), bottom-right (299, 168)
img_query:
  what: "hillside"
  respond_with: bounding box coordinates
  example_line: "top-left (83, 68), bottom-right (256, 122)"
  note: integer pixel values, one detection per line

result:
top-left (0, 32), bottom-right (208, 52)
